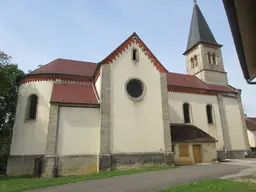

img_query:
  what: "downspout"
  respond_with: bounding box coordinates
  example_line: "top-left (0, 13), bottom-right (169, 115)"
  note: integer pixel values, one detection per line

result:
top-left (53, 105), bottom-right (61, 178)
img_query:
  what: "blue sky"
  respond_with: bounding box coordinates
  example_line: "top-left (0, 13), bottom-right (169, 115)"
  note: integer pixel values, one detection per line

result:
top-left (1, 0), bottom-right (255, 116)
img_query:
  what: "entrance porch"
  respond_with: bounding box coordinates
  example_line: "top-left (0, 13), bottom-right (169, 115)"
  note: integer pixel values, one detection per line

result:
top-left (170, 124), bottom-right (217, 165)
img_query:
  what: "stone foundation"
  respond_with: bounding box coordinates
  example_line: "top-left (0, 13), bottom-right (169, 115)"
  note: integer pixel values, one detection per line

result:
top-left (7, 153), bottom-right (174, 177)
top-left (217, 150), bottom-right (246, 160)
top-left (46, 153), bottom-right (173, 176)
top-left (7, 155), bottom-right (43, 176)
top-left (217, 150), bottom-right (246, 161)
top-left (42, 156), bottom-right (56, 178)
top-left (226, 150), bottom-right (246, 159)
top-left (57, 155), bottom-right (98, 176)
top-left (246, 151), bottom-right (255, 158)
top-left (99, 154), bottom-right (112, 171)
top-left (42, 155), bottom-right (98, 177)
top-left (217, 151), bottom-right (226, 161)
top-left (99, 152), bottom-right (174, 171)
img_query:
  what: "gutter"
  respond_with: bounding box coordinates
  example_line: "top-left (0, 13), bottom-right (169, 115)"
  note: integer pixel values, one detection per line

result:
top-left (246, 79), bottom-right (256, 85)
top-left (223, 0), bottom-right (255, 83)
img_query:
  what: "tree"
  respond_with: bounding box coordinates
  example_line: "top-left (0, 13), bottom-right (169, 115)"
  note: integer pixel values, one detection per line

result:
top-left (0, 52), bottom-right (11, 89)
top-left (0, 51), bottom-right (24, 174)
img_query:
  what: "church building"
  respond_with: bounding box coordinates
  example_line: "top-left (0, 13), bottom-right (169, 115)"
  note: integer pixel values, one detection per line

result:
top-left (7, 2), bottom-right (249, 177)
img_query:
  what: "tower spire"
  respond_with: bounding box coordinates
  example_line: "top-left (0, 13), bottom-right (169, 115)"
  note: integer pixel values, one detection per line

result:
top-left (183, 3), bottom-right (221, 55)
top-left (183, 2), bottom-right (228, 85)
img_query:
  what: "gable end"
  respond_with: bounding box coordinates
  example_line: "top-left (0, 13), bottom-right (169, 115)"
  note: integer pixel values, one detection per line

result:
top-left (93, 33), bottom-right (168, 82)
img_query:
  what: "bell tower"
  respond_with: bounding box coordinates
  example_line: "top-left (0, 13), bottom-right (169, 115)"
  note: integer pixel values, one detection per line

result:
top-left (183, 1), bottom-right (228, 85)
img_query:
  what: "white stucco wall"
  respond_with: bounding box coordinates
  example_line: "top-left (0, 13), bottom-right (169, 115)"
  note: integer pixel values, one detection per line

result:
top-left (109, 42), bottom-right (165, 153)
top-left (10, 81), bottom-right (53, 155)
top-left (224, 97), bottom-right (247, 150)
top-left (168, 92), bottom-right (224, 150)
top-left (247, 130), bottom-right (256, 148)
top-left (95, 68), bottom-right (102, 99)
top-left (201, 143), bottom-right (217, 162)
top-left (57, 107), bottom-right (100, 155)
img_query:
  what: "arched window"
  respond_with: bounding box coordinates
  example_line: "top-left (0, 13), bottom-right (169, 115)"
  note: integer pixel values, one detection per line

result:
top-left (27, 94), bottom-right (38, 120)
top-left (212, 53), bottom-right (216, 65)
top-left (191, 58), bottom-right (194, 68)
top-left (207, 52), bottom-right (211, 65)
top-left (206, 104), bottom-right (213, 124)
top-left (194, 55), bottom-right (198, 66)
top-left (183, 103), bottom-right (191, 123)
top-left (132, 49), bottom-right (139, 61)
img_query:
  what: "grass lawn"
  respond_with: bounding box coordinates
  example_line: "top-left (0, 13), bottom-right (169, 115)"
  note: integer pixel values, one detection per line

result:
top-left (0, 165), bottom-right (176, 192)
top-left (159, 179), bottom-right (256, 192)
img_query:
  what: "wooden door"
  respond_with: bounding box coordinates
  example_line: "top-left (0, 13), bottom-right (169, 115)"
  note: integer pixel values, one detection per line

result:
top-left (34, 156), bottom-right (43, 178)
top-left (193, 145), bottom-right (201, 163)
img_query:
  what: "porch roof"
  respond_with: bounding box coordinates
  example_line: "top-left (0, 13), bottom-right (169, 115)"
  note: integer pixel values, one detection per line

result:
top-left (170, 123), bottom-right (217, 143)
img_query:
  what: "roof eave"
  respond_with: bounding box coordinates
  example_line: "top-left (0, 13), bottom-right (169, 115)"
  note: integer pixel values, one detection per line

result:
top-left (183, 41), bottom-right (223, 55)
top-left (223, 0), bottom-right (256, 83)
top-left (19, 73), bottom-right (93, 83)
top-left (172, 139), bottom-right (217, 143)
top-left (167, 85), bottom-right (237, 94)
top-left (50, 102), bottom-right (100, 107)
top-left (93, 63), bottom-right (101, 79)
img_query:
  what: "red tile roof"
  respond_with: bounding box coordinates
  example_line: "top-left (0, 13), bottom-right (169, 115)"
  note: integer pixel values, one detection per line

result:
top-left (28, 58), bottom-right (97, 77)
top-left (167, 72), bottom-right (207, 89)
top-left (23, 33), bottom-right (237, 94)
top-left (167, 72), bottom-right (237, 93)
top-left (51, 83), bottom-right (98, 104)
top-left (26, 58), bottom-right (237, 93)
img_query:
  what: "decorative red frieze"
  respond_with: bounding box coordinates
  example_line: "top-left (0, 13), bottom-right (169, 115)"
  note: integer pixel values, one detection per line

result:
top-left (97, 33), bottom-right (168, 73)
top-left (168, 86), bottom-right (218, 95)
top-left (222, 94), bottom-right (238, 99)
top-left (19, 75), bottom-right (92, 85)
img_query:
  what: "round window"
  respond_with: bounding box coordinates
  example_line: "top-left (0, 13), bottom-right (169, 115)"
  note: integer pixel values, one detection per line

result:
top-left (126, 79), bottom-right (144, 99)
